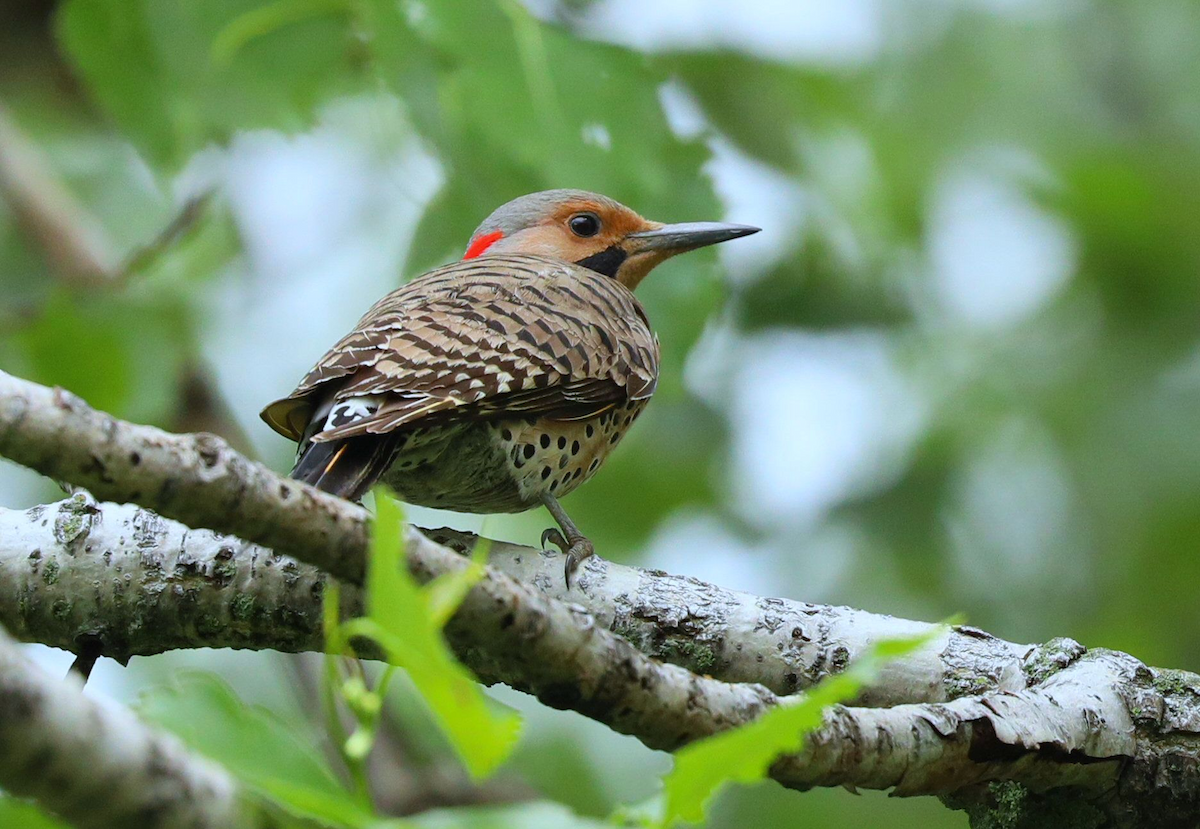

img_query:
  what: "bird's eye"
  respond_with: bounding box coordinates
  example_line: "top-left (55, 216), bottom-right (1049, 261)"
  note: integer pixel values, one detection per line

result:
top-left (568, 213), bottom-right (601, 238)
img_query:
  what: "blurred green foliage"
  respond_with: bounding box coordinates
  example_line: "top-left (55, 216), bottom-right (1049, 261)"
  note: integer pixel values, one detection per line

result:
top-left (3, 0), bottom-right (1200, 827)
top-left (139, 671), bottom-right (380, 827)
top-left (0, 799), bottom-right (69, 829)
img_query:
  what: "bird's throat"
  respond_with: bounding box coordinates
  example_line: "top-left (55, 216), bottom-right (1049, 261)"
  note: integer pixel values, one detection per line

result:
top-left (575, 244), bottom-right (628, 278)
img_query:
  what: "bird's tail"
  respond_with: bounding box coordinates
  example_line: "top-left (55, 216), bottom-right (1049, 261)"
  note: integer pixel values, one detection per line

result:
top-left (290, 435), bottom-right (397, 502)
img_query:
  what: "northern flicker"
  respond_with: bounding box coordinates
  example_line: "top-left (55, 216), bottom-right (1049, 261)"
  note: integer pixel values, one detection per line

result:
top-left (261, 189), bottom-right (758, 585)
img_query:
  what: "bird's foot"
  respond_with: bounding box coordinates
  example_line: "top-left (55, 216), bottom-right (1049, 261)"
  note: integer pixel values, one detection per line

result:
top-left (540, 527), bottom-right (595, 590)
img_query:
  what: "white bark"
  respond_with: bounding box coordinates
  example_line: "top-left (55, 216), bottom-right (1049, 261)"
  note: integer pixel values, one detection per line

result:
top-left (1, 495), bottom-right (342, 661)
top-left (7, 503), bottom-right (1198, 827)
top-left (3, 368), bottom-right (1200, 827)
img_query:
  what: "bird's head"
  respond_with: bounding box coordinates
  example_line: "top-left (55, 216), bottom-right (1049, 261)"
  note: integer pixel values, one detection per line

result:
top-left (463, 189), bottom-right (760, 290)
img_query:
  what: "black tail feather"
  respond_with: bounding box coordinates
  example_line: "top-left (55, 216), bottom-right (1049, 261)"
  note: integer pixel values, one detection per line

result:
top-left (290, 435), bottom-right (398, 502)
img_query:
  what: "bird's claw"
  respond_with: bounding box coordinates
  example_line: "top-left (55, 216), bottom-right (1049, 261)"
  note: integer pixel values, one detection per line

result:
top-left (541, 527), bottom-right (594, 590)
top-left (562, 539), bottom-right (594, 590)
top-left (541, 527), bottom-right (568, 552)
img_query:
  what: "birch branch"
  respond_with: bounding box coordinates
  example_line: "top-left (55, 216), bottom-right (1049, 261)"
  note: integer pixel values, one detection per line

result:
top-left (0, 368), bottom-right (779, 750)
top-left (0, 367), bottom-right (1001, 704)
top-left (0, 493), bottom-right (1018, 706)
top-left (3, 368), bottom-right (1200, 827)
top-left (0, 624), bottom-right (243, 829)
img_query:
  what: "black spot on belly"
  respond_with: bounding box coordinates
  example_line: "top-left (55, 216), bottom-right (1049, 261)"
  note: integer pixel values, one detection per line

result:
top-left (558, 455), bottom-right (568, 469)
top-left (502, 428), bottom-right (513, 441)
top-left (586, 424), bottom-right (594, 437)
top-left (571, 440), bottom-right (580, 455)
top-left (523, 444), bottom-right (535, 459)
top-left (540, 434), bottom-right (551, 449)
top-left (557, 436), bottom-right (567, 449)
top-left (541, 466), bottom-right (551, 480)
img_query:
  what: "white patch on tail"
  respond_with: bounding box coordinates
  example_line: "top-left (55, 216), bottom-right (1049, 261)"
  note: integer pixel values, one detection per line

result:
top-left (325, 394), bottom-right (384, 430)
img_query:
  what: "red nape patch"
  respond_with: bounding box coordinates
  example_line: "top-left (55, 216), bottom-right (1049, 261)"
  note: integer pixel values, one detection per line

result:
top-left (463, 230), bottom-right (504, 259)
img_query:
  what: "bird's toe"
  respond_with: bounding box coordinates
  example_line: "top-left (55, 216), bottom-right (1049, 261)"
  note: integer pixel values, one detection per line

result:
top-left (562, 536), bottom-right (595, 590)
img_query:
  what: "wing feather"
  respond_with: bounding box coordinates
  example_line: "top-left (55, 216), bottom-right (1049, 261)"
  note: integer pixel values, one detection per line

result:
top-left (261, 254), bottom-right (659, 443)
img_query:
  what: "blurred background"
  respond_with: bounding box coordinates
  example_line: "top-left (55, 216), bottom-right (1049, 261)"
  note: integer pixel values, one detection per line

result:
top-left (2, 0), bottom-right (1199, 826)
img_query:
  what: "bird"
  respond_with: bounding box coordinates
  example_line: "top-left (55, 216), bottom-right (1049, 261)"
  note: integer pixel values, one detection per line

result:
top-left (261, 189), bottom-right (759, 586)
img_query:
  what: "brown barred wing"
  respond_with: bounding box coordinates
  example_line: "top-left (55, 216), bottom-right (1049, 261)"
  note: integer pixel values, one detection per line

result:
top-left (260, 254), bottom-right (660, 444)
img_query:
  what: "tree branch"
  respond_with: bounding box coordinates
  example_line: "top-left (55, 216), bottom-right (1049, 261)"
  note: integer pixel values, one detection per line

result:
top-left (0, 367), bottom-right (1017, 705)
top-left (0, 624), bottom-right (243, 828)
top-left (426, 528), bottom-right (1021, 706)
top-left (0, 490), bottom-right (1022, 707)
top-left (0, 495), bottom-right (346, 661)
top-left (3, 368), bottom-right (1200, 826)
top-left (0, 368), bottom-right (371, 583)
top-left (0, 368), bottom-right (780, 751)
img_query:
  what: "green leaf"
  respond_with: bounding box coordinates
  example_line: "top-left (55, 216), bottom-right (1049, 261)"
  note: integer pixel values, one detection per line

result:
top-left (9, 288), bottom-right (189, 426)
top-left (352, 489), bottom-right (521, 779)
top-left (211, 0), bottom-right (353, 66)
top-left (0, 798), bottom-right (70, 829)
top-left (138, 671), bottom-right (377, 827)
top-left (659, 629), bottom-right (943, 826)
top-left (58, 0), bottom-right (364, 169)
top-left (56, 0), bottom-right (177, 168)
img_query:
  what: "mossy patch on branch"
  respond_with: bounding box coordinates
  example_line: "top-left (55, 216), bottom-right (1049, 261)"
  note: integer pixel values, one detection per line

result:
top-left (658, 638), bottom-right (718, 676)
top-left (947, 781), bottom-right (1106, 829)
top-left (1150, 668), bottom-right (1200, 699)
top-left (42, 558), bottom-right (60, 586)
top-left (945, 666), bottom-right (999, 699)
top-left (1023, 637), bottom-right (1086, 686)
top-left (229, 593), bottom-right (255, 622)
top-left (53, 494), bottom-right (96, 548)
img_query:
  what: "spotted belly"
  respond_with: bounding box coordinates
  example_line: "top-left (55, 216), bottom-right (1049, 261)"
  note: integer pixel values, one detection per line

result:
top-left (378, 399), bottom-right (646, 514)
top-left (496, 399), bottom-right (645, 504)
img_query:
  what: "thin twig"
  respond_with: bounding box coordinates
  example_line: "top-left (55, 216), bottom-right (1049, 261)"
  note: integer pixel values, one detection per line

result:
top-left (0, 102), bottom-right (116, 285)
top-left (118, 189), bottom-right (215, 278)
